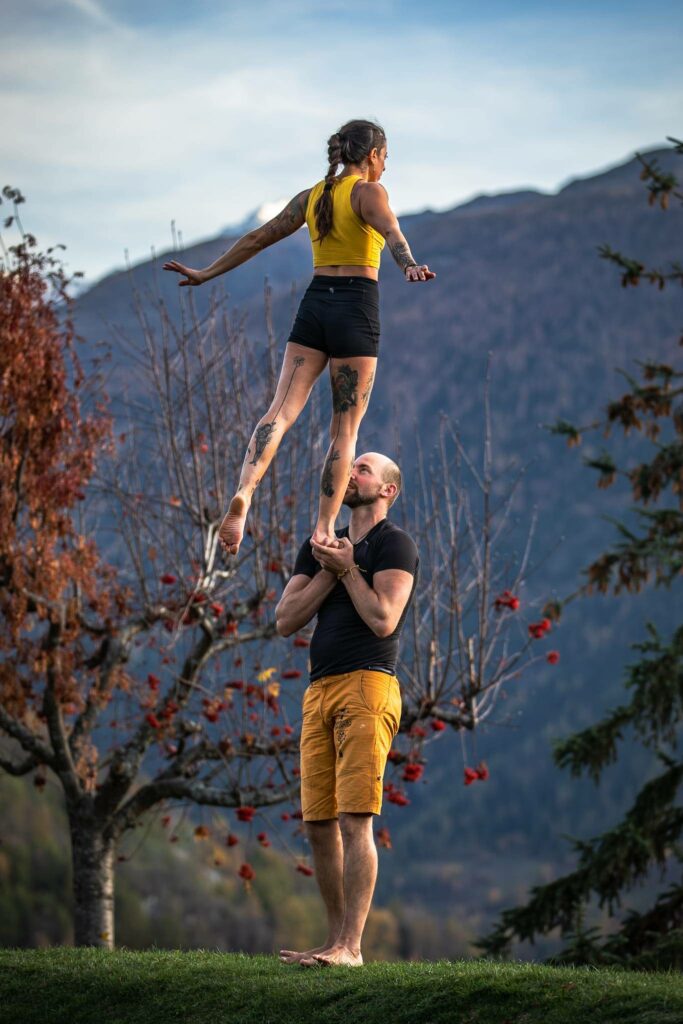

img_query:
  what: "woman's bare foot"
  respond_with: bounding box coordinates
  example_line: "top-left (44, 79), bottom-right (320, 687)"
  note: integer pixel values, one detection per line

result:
top-left (218, 494), bottom-right (249, 556)
top-left (310, 524), bottom-right (337, 548)
top-left (299, 943), bottom-right (363, 968)
top-left (278, 943), bottom-right (331, 965)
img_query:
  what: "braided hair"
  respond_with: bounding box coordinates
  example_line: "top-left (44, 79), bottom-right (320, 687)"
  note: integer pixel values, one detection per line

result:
top-left (313, 119), bottom-right (386, 242)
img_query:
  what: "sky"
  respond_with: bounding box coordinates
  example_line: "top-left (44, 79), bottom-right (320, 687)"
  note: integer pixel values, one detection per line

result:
top-left (2, 0), bottom-right (682, 286)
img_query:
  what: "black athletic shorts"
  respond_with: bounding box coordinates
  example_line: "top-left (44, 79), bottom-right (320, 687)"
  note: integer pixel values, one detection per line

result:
top-left (287, 275), bottom-right (380, 358)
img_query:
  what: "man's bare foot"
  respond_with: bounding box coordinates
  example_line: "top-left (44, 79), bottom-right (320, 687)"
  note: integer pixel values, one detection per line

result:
top-left (278, 943), bottom-right (331, 965)
top-left (218, 494), bottom-right (249, 556)
top-left (299, 943), bottom-right (363, 968)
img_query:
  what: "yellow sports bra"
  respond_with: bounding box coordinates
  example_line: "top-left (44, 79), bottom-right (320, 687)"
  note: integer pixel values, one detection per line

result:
top-left (305, 175), bottom-right (385, 269)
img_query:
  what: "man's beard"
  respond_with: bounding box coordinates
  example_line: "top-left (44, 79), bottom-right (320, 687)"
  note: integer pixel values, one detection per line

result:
top-left (343, 487), bottom-right (380, 508)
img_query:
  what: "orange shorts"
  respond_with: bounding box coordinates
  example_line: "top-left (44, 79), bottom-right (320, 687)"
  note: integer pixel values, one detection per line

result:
top-left (299, 669), bottom-right (402, 821)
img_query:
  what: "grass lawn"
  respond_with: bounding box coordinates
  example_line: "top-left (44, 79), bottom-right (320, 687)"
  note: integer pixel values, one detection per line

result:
top-left (0, 948), bottom-right (681, 1024)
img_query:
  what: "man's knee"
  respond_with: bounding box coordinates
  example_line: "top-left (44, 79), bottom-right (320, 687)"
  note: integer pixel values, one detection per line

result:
top-left (339, 811), bottom-right (373, 837)
top-left (305, 817), bottom-right (339, 836)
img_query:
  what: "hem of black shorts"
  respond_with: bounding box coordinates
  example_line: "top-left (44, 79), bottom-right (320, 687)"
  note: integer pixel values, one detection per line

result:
top-left (286, 334), bottom-right (327, 353)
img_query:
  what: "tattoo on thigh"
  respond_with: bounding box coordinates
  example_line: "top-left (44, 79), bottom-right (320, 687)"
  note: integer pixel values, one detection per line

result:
top-left (249, 356), bottom-right (306, 465)
top-left (332, 365), bottom-right (358, 413)
top-left (321, 448), bottom-right (341, 497)
top-left (361, 371), bottom-right (375, 408)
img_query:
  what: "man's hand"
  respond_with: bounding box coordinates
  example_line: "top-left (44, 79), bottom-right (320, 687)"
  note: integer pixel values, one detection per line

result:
top-left (162, 260), bottom-right (208, 286)
top-left (310, 537), bottom-right (355, 577)
top-left (405, 264), bottom-right (436, 282)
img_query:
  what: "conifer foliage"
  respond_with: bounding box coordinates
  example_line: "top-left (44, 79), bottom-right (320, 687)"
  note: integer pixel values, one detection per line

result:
top-left (475, 138), bottom-right (683, 970)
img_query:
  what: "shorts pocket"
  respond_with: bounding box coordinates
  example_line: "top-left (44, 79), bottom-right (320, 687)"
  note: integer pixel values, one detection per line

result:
top-left (389, 678), bottom-right (402, 737)
top-left (359, 672), bottom-right (390, 714)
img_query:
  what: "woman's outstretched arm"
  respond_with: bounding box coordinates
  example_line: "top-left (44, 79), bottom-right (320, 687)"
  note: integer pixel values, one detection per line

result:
top-left (357, 183), bottom-right (436, 282)
top-left (163, 189), bottom-right (311, 286)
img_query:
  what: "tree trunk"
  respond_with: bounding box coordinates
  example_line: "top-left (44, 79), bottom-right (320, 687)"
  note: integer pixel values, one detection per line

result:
top-left (70, 819), bottom-right (116, 949)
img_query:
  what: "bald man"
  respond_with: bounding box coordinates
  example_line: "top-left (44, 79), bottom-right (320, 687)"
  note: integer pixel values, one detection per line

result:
top-left (275, 452), bottom-right (419, 969)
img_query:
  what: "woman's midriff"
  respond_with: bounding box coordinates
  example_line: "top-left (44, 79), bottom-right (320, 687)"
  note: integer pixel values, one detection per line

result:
top-left (313, 265), bottom-right (379, 280)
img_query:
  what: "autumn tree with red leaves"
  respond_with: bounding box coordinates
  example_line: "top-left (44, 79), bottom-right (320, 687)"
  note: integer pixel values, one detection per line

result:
top-left (1, 187), bottom-right (554, 950)
top-left (0, 186), bottom-right (129, 945)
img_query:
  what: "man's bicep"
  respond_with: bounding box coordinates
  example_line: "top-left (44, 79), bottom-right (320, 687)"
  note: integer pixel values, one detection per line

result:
top-left (372, 568), bottom-right (415, 612)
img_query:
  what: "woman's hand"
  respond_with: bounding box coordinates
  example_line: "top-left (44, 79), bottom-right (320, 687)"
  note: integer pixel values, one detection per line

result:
top-left (162, 260), bottom-right (208, 286)
top-left (405, 264), bottom-right (436, 282)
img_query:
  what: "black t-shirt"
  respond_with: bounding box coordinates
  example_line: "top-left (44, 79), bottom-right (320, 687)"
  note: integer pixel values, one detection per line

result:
top-left (292, 518), bottom-right (419, 681)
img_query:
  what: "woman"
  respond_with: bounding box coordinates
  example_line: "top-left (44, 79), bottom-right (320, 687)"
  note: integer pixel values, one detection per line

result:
top-left (163, 119), bottom-right (434, 556)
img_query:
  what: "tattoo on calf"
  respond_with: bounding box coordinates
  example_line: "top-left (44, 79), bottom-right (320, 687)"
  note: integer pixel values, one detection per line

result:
top-left (332, 365), bottom-right (358, 413)
top-left (250, 421), bottom-right (276, 464)
top-left (321, 448), bottom-right (341, 497)
top-left (361, 371), bottom-right (375, 408)
top-left (248, 356), bottom-right (306, 466)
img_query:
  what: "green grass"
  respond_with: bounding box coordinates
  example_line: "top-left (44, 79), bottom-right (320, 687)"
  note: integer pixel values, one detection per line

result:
top-left (0, 948), bottom-right (681, 1024)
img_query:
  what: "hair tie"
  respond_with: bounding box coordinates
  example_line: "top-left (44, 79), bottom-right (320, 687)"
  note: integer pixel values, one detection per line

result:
top-left (323, 181), bottom-right (333, 192)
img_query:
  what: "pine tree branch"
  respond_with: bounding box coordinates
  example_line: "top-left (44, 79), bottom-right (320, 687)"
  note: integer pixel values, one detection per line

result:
top-left (553, 622), bottom-right (683, 780)
top-left (599, 881), bottom-right (683, 966)
top-left (583, 507), bottom-right (683, 595)
top-left (474, 756), bottom-right (683, 957)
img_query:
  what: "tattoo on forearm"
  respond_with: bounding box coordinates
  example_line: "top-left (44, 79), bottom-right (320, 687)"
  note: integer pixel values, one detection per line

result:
top-left (361, 371), bottom-right (375, 408)
top-left (248, 356), bottom-right (305, 465)
top-left (321, 448), bottom-right (341, 497)
top-left (388, 239), bottom-right (417, 272)
top-left (332, 365), bottom-right (358, 413)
